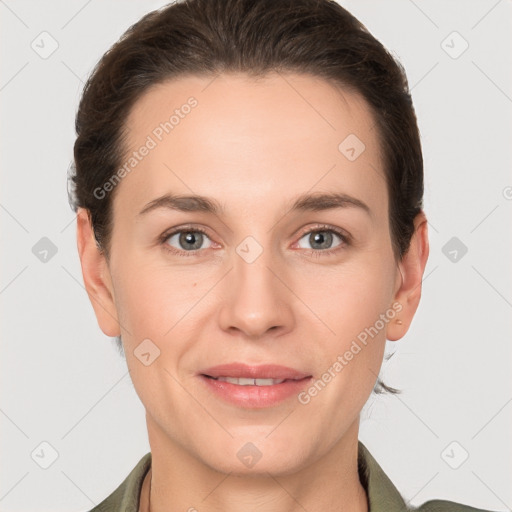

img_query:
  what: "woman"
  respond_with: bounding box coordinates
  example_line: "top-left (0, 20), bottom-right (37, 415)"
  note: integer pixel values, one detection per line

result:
top-left (70, 0), bottom-right (497, 510)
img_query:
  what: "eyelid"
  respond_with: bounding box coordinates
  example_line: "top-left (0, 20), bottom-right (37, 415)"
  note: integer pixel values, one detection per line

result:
top-left (159, 224), bottom-right (211, 241)
top-left (295, 223), bottom-right (351, 243)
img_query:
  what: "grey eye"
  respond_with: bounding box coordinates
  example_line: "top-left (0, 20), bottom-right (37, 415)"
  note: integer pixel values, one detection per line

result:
top-left (297, 230), bottom-right (343, 250)
top-left (166, 231), bottom-right (212, 251)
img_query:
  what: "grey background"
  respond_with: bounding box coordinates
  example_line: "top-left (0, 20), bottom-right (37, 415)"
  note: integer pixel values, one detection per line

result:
top-left (1, 0), bottom-right (511, 510)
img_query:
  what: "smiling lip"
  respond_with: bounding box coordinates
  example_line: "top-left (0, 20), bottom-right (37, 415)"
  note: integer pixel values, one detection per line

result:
top-left (200, 363), bottom-right (311, 380)
top-left (198, 363), bottom-right (312, 408)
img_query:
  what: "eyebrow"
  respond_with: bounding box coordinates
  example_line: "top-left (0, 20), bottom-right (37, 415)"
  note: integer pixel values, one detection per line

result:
top-left (137, 191), bottom-right (371, 218)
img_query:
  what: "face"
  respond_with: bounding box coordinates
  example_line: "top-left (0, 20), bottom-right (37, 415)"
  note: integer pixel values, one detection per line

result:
top-left (78, 72), bottom-right (427, 476)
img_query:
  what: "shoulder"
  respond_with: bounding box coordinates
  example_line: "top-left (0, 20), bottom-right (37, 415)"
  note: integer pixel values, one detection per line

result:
top-left (415, 498), bottom-right (498, 512)
top-left (357, 441), bottom-right (498, 512)
top-left (87, 452), bottom-right (151, 512)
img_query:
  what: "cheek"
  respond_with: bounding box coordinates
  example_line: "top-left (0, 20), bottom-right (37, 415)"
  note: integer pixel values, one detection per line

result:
top-left (110, 261), bottom-right (167, 348)
top-left (299, 256), bottom-right (395, 337)
top-left (302, 255), bottom-right (394, 393)
top-left (111, 255), bottom-right (214, 345)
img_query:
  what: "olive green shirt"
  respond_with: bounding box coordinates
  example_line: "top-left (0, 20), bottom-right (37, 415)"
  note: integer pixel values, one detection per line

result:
top-left (89, 441), bottom-right (496, 511)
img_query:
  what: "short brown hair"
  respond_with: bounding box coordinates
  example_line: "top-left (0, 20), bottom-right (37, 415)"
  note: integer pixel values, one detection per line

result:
top-left (70, 0), bottom-right (423, 394)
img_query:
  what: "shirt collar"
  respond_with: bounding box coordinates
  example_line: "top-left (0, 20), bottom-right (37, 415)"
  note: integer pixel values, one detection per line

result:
top-left (357, 440), bottom-right (409, 511)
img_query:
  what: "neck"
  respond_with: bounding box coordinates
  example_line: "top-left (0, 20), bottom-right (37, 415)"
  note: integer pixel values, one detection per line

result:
top-left (141, 418), bottom-right (368, 512)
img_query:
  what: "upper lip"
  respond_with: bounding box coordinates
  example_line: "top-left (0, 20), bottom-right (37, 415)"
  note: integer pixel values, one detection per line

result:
top-left (200, 363), bottom-right (311, 380)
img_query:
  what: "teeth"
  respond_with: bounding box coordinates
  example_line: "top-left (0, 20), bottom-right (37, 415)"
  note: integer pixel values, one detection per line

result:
top-left (215, 377), bottom-right (286, 386)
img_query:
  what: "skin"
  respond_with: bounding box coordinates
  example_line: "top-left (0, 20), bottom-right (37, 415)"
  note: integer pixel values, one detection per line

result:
top-left (77, 72), bottom-right (429, 512)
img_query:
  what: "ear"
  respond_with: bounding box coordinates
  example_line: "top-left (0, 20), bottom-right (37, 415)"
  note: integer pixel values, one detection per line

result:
top-left (386, 210), bottom-right (429, 341)
top-left (76, 207), bottom-right (121, 337)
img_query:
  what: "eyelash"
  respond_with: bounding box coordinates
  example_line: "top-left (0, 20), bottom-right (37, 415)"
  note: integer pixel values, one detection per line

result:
top-left (159, 224), bottom-right (351, 258)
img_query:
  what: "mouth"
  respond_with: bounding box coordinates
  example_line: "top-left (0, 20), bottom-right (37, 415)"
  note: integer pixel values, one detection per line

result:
top-left (198, 363), bottom-right (313, 408)
top-left (200, 362), bottom-right (311, 381)
top-left (202, 375), bottom-right (304, 386)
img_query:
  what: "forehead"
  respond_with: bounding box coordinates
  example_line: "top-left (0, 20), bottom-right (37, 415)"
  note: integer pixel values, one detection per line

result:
top-left (115, 72), bottom-right (386, 221)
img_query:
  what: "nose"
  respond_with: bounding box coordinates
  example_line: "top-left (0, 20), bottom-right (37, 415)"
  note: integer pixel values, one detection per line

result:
top-left (217, 246), bottom-right (295, 340)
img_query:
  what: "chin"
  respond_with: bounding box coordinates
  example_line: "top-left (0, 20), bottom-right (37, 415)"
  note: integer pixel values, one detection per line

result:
top-left (197, 436), bottom-right (310, 477)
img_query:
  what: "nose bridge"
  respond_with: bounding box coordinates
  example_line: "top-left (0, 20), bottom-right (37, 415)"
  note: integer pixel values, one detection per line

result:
top-left (234, 243), bottom-right (276, 294)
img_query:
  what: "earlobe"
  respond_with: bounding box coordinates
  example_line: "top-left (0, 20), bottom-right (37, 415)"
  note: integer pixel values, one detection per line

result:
top-left (386, 211), bottom-right (430, 342)
top-left (76, 208), bottom-right (121, 337)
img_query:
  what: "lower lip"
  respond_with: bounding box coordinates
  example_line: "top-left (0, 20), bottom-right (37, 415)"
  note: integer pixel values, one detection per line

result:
top-left (199, 375), bottom-right (312, 408)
